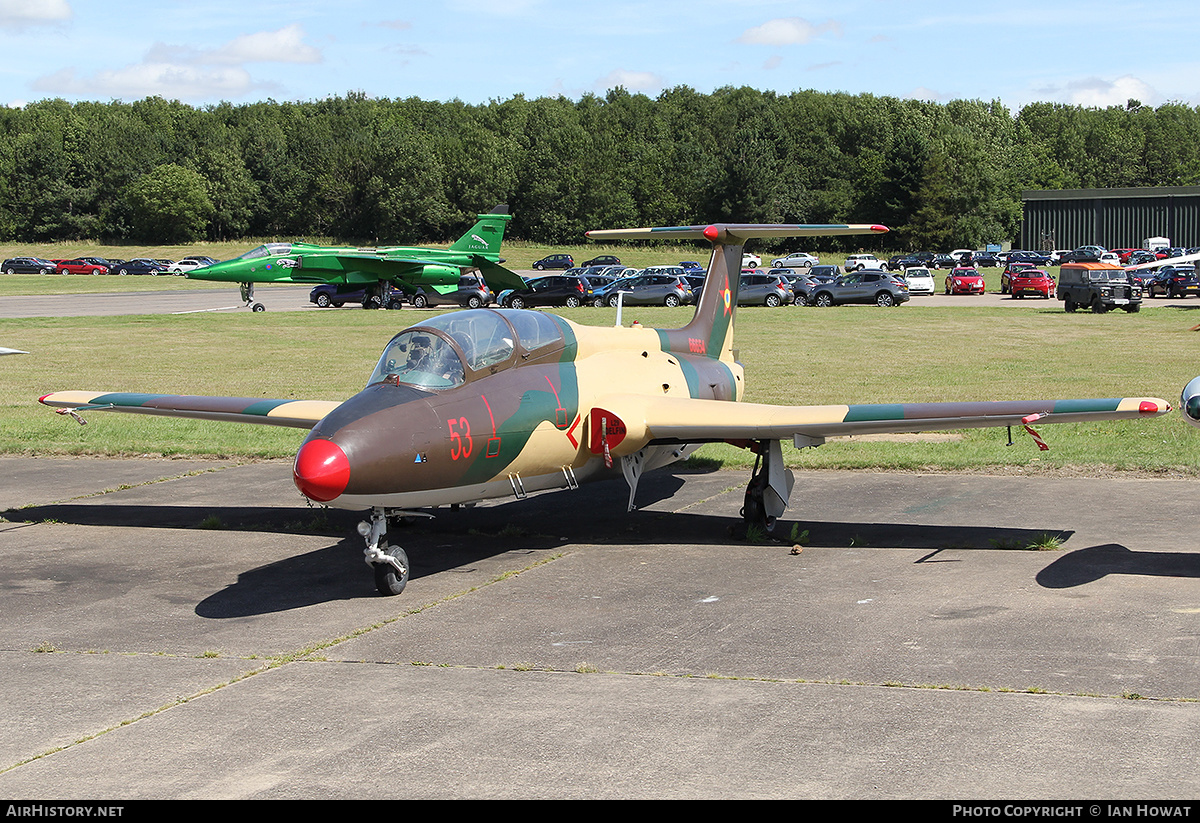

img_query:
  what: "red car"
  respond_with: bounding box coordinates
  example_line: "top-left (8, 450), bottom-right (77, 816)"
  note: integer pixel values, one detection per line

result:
top-left (945, 267), bottom-right (985, 295)
top-left (54, 258), bottom-right (109, 275)
top-left (1009, 268), bottom-right (1055, 299)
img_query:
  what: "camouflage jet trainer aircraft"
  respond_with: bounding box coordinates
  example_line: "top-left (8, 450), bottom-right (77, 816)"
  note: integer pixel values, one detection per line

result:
top-left (40, 222), bottom-right (1171, 596)
top-left (185, 205), bottom-right (523, 311)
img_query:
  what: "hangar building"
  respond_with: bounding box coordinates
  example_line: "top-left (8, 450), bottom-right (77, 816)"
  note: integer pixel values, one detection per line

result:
top-left (1020, 186), bottom-right (1200, 251)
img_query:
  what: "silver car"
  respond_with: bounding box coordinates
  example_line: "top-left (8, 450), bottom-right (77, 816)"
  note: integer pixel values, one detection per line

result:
top-left (809, 271), bottom-right (910, 307)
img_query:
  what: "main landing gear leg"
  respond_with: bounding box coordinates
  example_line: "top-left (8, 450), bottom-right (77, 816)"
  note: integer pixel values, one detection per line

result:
top-left (737, 439), bottom-right (794, 539)
top-left (359, 508), bottom-right (410, 595)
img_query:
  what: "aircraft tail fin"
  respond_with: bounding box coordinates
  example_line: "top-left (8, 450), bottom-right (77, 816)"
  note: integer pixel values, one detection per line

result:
top-left (449, 205), bottom-right (512, 258)
top-left (585, 223), bottom-right (889, 361)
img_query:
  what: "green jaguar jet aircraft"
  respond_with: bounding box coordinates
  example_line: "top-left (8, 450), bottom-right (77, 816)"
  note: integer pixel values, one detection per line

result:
top-left (186, 205), bottom-right (523, 311)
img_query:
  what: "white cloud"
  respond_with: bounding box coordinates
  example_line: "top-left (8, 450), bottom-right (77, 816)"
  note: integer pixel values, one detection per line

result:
top-left (0, 0), bottom-right (71, 30)
top-left (595, 69), bottom-right (663, 92)
top-left (736, 17), bottom-right (843, 47)
top-left (1064, 75), bottom-right (1159, 108)
top-left (32, 63), bottom-right (270, 101)
top-left (145, 24), bottom-right (321, 67)
top-left (31, 24), bottom-right (319, 102)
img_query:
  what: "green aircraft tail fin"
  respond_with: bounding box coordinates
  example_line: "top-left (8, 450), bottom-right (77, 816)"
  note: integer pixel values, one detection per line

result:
top-left (448, 205), bottom-right (512, 258)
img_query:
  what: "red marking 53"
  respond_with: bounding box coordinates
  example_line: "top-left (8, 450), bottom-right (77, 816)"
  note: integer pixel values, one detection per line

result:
top-left (448, 417), bottom-right (473, 460)
top-left (688, 337), bottom-right (706, 354)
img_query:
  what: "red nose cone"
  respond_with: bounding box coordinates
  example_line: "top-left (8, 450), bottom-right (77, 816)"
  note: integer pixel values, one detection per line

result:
top-left (293, 439), bottom-right (350, 502)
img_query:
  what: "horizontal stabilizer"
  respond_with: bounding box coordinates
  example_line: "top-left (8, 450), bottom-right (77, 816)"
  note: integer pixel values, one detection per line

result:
top-left (585, 223), bottom-right (889, 244)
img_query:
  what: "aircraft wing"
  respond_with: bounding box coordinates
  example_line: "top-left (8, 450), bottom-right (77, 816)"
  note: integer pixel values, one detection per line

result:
top-left (291, 253), bottom-right (526, 292)
top-left (593, 394), bottom-right (1171, 451)
top-left (38, 391), bottom-right (341, 429)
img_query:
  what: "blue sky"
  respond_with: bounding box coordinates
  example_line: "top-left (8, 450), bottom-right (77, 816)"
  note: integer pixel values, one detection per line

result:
top-left (2, 0), bottom-right (1198, 112)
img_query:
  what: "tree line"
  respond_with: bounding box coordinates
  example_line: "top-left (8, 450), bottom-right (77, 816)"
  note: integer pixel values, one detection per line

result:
top-left (1, 88), bottom-right (1197, 252)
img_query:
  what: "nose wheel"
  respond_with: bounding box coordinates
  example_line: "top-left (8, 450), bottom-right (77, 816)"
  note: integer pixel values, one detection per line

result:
top-left (373, 545), bottom-right (410, 595)
top-left (360, 509), bottom-right (410, 595)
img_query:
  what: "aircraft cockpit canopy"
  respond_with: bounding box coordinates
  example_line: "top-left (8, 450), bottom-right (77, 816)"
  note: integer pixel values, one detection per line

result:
top-left (235, 243), bottom-right (293, 261)
top-left (368, 309), bottom-right (566, 390)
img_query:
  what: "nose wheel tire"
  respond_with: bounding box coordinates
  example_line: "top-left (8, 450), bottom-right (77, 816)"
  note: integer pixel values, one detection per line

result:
top-left (373, 545), bottom-right (410, 596)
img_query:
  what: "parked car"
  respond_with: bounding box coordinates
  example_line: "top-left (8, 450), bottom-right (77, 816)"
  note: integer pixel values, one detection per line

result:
top-left (168, 259), bottom-right (208, 274)
top-left (1005, 250), bottom-right (1052, 267)
top-left (679, 261), bottom-right (706, 275)
top-left (842, 254), bottom-right (883, 272)
top-left (2, 257), bottom-right (58, 274)
top-left (1000, 262), bottom-right (1035, 294)
top-left (310, 284), bottom-right (369, 308)
top-left (405, 274), bottom-right (495, 309)
top-left (738, 271), bottom-right (793, 307)
top-left (808, 271), bottom-right (910, 307)
top-left (780, 271), bottom-right (819, 305)
top-left (971, 252), bottom-right (1000, 268)
top-left (581, 254), bottom-right (620, 267)
top-left (593, 272), bottom-right (693, 307)
top-left (931, 253), bottom-right (958, 269)
top-left (885, 254), bottom-right (924, 271)
top-left (771, 251), bottom-right (818, 269)
top-left (901, 266), bottom-right (936, 296)
top-left (501, 274), bottom-right (593, 309)
top-left (1008, 268), bottom-right (1055, 299)
top-left (54, 258), bottom-right (109, 275)
top-left (111, 258), bottom-right (168, 275)
top-left (1146, 265), bottom-right (1200, 298)
top-left (1059, 245), bottom-right (1108, 264)
top-left (807, 264), bottom-right (841, 283)
top-left (531, 254), bottom-right (574, 271)
top-left (945, 267), bottom-right (985, 295)
top-left (741, 252), bottom-right (761, 268)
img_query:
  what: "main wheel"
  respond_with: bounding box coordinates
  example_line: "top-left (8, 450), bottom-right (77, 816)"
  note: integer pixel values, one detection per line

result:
top-left (251, 302), bottom-right (265, 312)
top-left (386, 298), bottom-right (404, 310)
top-left (373, 545), bottom-right (410, 596)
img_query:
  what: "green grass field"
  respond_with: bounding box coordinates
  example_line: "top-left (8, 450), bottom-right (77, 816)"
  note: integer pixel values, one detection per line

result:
top-left (2, 297), bottom-right (1196, 475)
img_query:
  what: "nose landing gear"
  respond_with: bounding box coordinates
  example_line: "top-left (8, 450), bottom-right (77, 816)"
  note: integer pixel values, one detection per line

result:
top-left (359, 509), bottom-right (410, 595)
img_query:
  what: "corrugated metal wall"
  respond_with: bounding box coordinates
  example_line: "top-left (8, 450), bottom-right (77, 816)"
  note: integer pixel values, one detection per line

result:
top-left (1020, 189), bottom-right (1200, 250)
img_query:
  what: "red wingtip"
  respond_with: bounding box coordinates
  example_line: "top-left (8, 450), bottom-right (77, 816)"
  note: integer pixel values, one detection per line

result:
top-left (703, 225), bottom-right (720, 241)
top-left (38, 394), bottom-right (51, 404)
top-left (871, 224), bottom-right (890, 233)
top-left (1140, 400), bottom-right (1169, 414)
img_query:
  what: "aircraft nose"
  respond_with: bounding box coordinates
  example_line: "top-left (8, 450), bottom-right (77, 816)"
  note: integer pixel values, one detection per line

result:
top-left (293, 438), bottom-right (351, 502)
